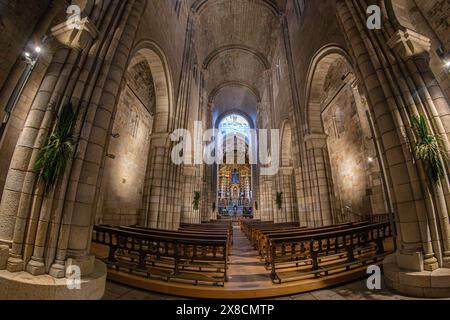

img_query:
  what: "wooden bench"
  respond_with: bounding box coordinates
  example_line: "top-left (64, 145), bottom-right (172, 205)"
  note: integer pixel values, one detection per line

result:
top-left (122, 225), bottom-right (232, 255)
top-left (268, 222), bottom-right (392, 284)
top-left (257, 222), bottom-right (370, 263)
top-left (241, 221), bottom-right (299, 241)
top-left (92, 225), bottom-right (229, 286)
top-left (180, 222), bottom-right (233, 243)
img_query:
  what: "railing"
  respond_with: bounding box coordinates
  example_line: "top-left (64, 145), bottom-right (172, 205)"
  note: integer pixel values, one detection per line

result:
top-left (335, 207), bottom-right (393, 225)
top-left (368, 213), bottom-right (391, 224)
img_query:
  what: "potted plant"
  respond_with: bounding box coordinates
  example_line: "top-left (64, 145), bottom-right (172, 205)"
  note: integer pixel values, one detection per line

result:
top-left (34, 103), bottom-right (76, 195)
top-left (411, 115), bottom-right (448, 187)
top-left (192, 191), bottom-right (201, 211)
top-left (276, 192), bottom-right (283, 210)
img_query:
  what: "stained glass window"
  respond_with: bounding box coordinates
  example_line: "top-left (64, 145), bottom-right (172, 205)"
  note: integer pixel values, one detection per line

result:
top-left (219, 114), bottom-right (250, 137)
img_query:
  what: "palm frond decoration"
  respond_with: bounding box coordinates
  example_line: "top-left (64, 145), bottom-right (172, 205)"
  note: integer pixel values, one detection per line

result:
top-left (276, 192), bottom-right (283, 210)
top-left (34, 103), bottom-right (76, 195)
top-left (192, 191), bottom-right (201, 211)
top-left (411, 115), bottom-right (448, 186)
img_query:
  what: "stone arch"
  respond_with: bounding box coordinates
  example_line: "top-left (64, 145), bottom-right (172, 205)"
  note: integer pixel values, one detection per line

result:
top-left (203, 45), bottom-right (270, 70)
top-left (384, 0), bottom-right (419, 32)
top-left (209, 81), bottom-right (262, 104)
top-left (215, 109), bottom-right (255, 130)
top-left (191, 0), bottom-right (281, 16)
top-left (129, 41), bottom-right (174, 133)
top-left (304, 45), bottom-right (353, 134)
top-left (96, 45), bottom-right (159, 226)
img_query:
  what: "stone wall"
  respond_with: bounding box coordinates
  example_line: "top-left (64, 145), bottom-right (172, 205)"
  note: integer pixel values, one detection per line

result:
top-left (323, 87), bottom-right (371, 218)
top-left (96, 64), bottom-right (154, 226)
top-left (415, 0), bottom-right (450, 50)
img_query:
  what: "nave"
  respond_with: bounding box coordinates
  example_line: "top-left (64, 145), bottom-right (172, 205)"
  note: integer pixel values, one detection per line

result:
top-left (0, 0), bottom-right (450, 301)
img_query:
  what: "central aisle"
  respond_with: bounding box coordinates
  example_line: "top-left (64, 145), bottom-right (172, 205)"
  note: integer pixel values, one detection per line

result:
top-left (225, 225), bottom-right (273, 291)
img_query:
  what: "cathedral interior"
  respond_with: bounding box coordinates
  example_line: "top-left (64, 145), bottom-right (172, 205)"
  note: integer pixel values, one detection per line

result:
top-left (0, 0), bottom-right (450, 302)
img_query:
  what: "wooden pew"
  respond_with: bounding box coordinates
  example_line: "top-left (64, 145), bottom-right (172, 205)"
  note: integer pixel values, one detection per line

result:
top-left (92, 225), bottom-right (229, 286)
top-left (179, 222), bottom-right (233, 243)
top-left (257, 222), bottom-right (370, 262)
top-left (122, 225), bottom-right (232, 254)
top-left (240, 220), bottom-right (301, 248)
top-left (241, 221), bottom-right (298, 240)
top-left (268, 222), bottom-right (392, 284)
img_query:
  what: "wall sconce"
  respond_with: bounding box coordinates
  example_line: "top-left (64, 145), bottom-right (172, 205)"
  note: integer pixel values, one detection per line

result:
top-left (445, 60), bottom-right (450, 72)
top-left (111, 133), bottom-right (120, 138)
top-left (106, 154), bottom-right (116, 159)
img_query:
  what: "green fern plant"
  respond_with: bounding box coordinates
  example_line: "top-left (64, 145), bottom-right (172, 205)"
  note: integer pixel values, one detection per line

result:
top-left (192, 191), bottom-right (201, 211)
top-left (276, 192), bottom-right (283, 210)
top-left (34, 103), bottom-right (76, 195)
top-left (411, 115), bottom-right (448, 186)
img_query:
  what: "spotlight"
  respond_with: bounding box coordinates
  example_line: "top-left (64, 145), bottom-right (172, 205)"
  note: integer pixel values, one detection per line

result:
top-left (368, 157), bottom-right (374, 163)
top-left (24, 52), bottom-right (30, 57)
top-left (34, 46), bottom-right (42, 54)
top-left (444, 60), bottom-right (450, 72)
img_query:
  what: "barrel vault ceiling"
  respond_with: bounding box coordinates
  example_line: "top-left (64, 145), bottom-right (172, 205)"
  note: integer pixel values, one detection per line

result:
top-left (188, 0), bottom-right (287, 117)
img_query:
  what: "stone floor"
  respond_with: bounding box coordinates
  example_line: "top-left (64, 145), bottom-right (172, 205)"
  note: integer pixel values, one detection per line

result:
top-left (103, 278), bottom-right (445, 300)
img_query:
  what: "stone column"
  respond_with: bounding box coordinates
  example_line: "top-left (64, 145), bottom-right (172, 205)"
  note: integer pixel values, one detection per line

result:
top-left (142, 133), bottom-right (171, 228)
top-left (47, 0), bottom-right (143, 277)
top-left (259, 175), bottom-right (274, 221)
top-left (181, 165), bottom-right (201, 224)
top-left (304, 134), bottom-right (334, 226)
top-left (279, 167), bottom-right (297, 223)
top-left (337, 0), bottom-right (450, 297)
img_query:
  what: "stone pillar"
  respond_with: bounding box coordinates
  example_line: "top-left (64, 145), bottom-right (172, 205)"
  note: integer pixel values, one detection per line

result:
top-left (60, 0), bottom-right (143, 268)
top-left (142, 133), bottom-right (171, 228)
top-left (259, 175), bottom-right (274, 221)
top-left (0, 0), bottom-right (135, 298)
top-left (278, 167), bottom-right (298, 223)
top-left (304, 134), bottom-right (334, 226)
top-left (337, 0), bottom-right (450, 297)
top-left (181, 165), bottom-right (201, 224)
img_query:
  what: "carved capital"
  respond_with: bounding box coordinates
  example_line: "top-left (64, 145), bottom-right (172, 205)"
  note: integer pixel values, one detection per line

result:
top-left (280, 167), bottom-right (294, 176)
top-left (387, 29), bottom-right (431, 60)
top-left (183, 165), bottom-right (197, 177)
top-left (149, 132), bottom-right (171, 148)
top-left (304, 134), bottom-right (328, 150)
top-left (51, 17), bottom-right (99, 51)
